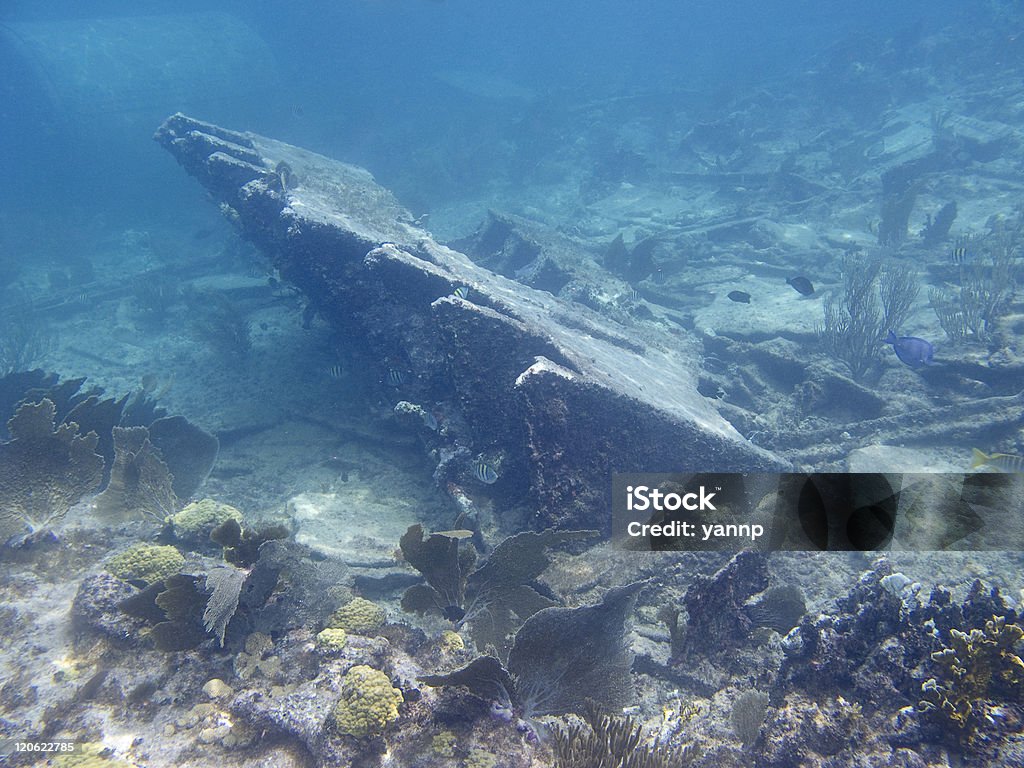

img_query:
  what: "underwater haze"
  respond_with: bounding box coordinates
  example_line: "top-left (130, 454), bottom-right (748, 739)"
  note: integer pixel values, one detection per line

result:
top-left (1, 1), bottom-right (1023, 768)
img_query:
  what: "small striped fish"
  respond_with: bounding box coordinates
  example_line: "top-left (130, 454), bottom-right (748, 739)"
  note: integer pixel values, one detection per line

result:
top-left (386, 368), bottom-right (406, 387)
top-left (951, 236), bottom-right (972, 265)
top-left (452, 286), bottom-right (470, 300)
top-left (327, 364), bottom-right (344, 379)
top-left (971, 448), bottom-right (1024, 473)
top-left (474, 461), bottom-right (498, 484)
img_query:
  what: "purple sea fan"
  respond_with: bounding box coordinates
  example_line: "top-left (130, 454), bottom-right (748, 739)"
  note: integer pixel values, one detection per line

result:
top-left (507, 581), bottom-right (644, 721)
top-left (420, 581), bottom-right (647, 726)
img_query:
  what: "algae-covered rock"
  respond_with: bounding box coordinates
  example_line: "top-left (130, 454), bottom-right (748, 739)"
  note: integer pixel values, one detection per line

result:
top-left (50, 742), bottom-right (135, 767)
top-left (327, 597), bottom-right (386, 634)
top-left (332, 664), bottom-right (403, 738)
top-left (431, 729), bottom-right (457, 757)
top-left (463, 747), bottom-right (498, 768)
top-left (235, 632), bottom-right (282, 680)
top-left (168, 498), bottom-right (243, 543)
top-left (71, 573), bottom-right (149, 645)
top-left (105, 543), bottom-right (184, 584)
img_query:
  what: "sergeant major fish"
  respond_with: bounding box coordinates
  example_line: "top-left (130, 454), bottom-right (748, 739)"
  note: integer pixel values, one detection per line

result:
top-left (474, 461), bottom-right (498, 484)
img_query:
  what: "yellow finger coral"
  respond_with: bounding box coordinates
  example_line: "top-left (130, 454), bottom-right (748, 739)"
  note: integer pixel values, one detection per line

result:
top-left (332, 665), bottom-right (403, 738)
top-left (917, 615), bottom-right (1024, 740)
top-left (327, 597), bottom-right (386, 634)
top-left (105, 543), bottom-right (184, 584)
top-left (463, 748), bottom-right (498, 768)
top-left (431, 729), bottom-right (457, 757)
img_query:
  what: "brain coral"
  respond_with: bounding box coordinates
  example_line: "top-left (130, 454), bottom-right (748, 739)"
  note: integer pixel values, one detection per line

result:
top-left (327, 597), bottom-right (386, 634)
top-left (332, 665), bottom-right (403, 738)
top-left (168, 499), bottom-right (243, 542)
top-left (316, 628), bottom-right (348, 651)
top-left (105, 543), bottom-right (185, 584)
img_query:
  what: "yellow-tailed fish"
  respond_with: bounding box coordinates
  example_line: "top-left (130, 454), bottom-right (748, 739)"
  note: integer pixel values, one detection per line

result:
top-left (971, 448), bottom-right (1024, 473)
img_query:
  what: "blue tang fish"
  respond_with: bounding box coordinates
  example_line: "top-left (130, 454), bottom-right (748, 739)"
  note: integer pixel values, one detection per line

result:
top-left (886, 330), bottom-right (934, 368)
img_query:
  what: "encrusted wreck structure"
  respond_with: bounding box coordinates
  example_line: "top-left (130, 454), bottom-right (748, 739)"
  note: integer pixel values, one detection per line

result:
top-left (155, 114), bottom-right (786, 530)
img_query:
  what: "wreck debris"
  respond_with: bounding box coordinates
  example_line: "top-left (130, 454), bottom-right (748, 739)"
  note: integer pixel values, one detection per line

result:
top-left (155, 113), bottom-right (786, 531)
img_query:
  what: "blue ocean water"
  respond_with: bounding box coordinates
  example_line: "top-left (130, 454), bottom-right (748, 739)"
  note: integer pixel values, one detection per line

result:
top-left (0, 0), bottom-right (969, 223)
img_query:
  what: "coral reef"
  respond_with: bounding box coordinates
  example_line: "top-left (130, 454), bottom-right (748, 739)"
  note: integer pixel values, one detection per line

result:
top-left (92, 426), bottom-right (178, 522)
top-left (463, 747), bottom-right (498, 768)
top-left (0, 373), bottom-right (216, 533)
top-left (234, 632), bottom-right (284, 681)
top-left (104, 544), bottom-right (185, 585)
top-left (400, 524), bottom-right (597, 659)
top-left (743, 584), bottom-right (806, 635)
top-left (431, 729), bottom-right (457, 757)
top-left (439, 629), bottom-right (464, 653)
top-left (0, 398), bottom-right (103, 542)
top-left (730, 690), bottom-right (770, 748)
top-left (422, 581), bottom-right (646, 723)
top-left (115, 555), bottom-right (279, 652)
top-left (775, 560), bottom-right (1022, 757)
top-left (202, 565), bottom-right (247, 647)
top-left (209, 516), bottom-right (290, 566)
top-left (551, 700), bottom-right (698, 768)
top-left (144, 415), bottom-right (218, 501)
top-left (169, 699), bottom-right (255, 750)
top-left (331, 665), bottom-right (404, 738)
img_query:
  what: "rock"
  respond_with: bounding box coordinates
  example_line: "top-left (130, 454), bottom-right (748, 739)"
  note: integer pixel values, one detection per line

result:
top-left (70, 573), bottom-right (149, 646)
top-left (231, 679), bottom-right (345, 765)
top-left (156, 113), bottom-right (787, 530)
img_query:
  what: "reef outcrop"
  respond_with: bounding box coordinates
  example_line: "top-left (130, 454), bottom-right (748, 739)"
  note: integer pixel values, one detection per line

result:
top-left (155, 113), bottom-right (786, 531)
